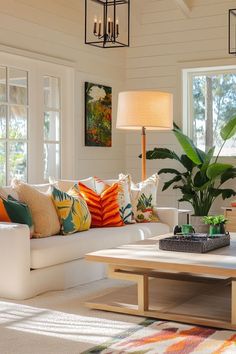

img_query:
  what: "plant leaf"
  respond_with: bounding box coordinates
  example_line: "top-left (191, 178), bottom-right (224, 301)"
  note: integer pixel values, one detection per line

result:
top-left (174, 129), bottom-right (202, 165)
top-left (207, 163), bottom-right (233, 180)
top-left (180, 155), bottom-right (196, 171)
top-left (196, 148), bottom-right (206, 162)
top-left (220, 115), bottom-right (236, 141)
top-left (162, 175), bottom-right (182, 191)
top-left (210, 188), bottom-right (236, 200)
top-left (194, 171), bottom-right (209, 188)
top-left (179, 195), bottom-right (193, 202)
top-left (221, 189), bottom-right (236, 199)
top-left (221, 167), bottom-right (236, 184)
top-left (144, 148), bottom-right (180, 161)
top-left (158, 168), bottom-right (181, 175)
top-left (173, 122), bottom-right (181, 130)
top-left (195, 180), bottom-right (212, 192)
top-left (200, 147), bottom-right (215, 173)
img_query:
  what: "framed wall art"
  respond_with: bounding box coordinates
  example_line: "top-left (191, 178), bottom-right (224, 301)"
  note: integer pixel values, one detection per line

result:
top-left (85, 82), bottom-right (112, 147)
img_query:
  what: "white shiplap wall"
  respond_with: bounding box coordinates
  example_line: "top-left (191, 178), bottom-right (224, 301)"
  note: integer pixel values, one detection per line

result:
top-left (125, 0), bottom-right (236, 212)
top-left (0, 0), bottom-right (127, 180)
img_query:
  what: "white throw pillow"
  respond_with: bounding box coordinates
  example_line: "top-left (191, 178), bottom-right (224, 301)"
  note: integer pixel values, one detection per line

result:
top-left (50, 177), bottom-right (96, 192)
top-left (129, 173), bottom-right (159, 223)
top-left (0, 186), bottom-right (19, 200)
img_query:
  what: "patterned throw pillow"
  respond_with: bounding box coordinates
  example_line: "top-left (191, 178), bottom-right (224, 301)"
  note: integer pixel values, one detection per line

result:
top-left (51, 186), bottom-right (91, 235)
top-left (0, 195), bottom-right (33, 234)
top-left (12, 179), bottom-right (61, 238)
top-left (94, 175), bottom-right (133, 224)
top-left (130, 174), bottom-right (159, 223)
top-left (78, 182), bottom-right (124, 227)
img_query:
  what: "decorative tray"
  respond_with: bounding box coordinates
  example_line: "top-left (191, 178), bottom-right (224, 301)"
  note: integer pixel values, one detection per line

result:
top-left (159, 233), bottom-right (230, 253)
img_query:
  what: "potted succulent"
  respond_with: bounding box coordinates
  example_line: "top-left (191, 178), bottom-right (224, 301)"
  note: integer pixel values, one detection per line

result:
top-left (202, 215), bottom-right (227, 235)
top-left (143, 116), bottom-right (236, 232)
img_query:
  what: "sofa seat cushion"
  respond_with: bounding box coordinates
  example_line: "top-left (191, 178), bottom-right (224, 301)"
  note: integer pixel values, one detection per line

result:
top-left (30, 222), bottom-right (169, 269)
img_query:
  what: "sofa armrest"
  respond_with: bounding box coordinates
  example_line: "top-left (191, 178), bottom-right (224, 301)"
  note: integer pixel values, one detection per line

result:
top-left (0, 222), bottom-right (31, 299)
top-left (154, 207), bottom-right (178, 231)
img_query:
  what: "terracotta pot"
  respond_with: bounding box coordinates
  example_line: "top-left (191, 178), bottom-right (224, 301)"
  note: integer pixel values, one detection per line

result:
top-left (190, 215), bottom-right (209, 234)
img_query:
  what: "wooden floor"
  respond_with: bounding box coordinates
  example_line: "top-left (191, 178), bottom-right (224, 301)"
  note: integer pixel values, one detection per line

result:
top-left (87, 276), bottom-right (234, 330)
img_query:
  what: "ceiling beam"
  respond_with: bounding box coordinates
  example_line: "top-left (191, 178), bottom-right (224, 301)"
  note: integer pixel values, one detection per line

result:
top-left (175, 0), bottom-right (191, 17)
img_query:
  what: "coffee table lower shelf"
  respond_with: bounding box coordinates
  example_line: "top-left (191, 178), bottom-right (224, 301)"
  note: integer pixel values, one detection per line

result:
top-left (86, 270), bottom-right (235, 330)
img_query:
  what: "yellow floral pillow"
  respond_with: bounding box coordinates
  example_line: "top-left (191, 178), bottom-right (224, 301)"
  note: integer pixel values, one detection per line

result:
top-left (51, 185), bottom-right (91, 235)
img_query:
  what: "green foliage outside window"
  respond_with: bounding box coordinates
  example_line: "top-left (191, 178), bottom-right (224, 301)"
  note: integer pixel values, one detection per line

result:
top-left (192, 73), bottom-right (236, 155)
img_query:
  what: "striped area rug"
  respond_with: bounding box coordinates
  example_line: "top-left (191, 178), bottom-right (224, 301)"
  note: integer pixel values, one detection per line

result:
top-left (83, 318), bottom-right (236, 354)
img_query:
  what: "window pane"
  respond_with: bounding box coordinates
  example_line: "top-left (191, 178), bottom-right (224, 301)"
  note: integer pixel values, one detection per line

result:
top-left (44, 143), bottom-right (60, 180)
top-left (9, 105), bottom-right (27, 139)
top-left (44, 111), bottom-right (60, 141)
top-left (0, 67), bottom-right (6, 102)
top-left (192, 73), bottom-right (236, 156)
top-left (9, 68), bottom-right (28, 105)
top-left (192, 76), bottom-right (206, 152)
top-left (0, 142), bottom-right (6, 185)
top-left (44, 76), bottom-right (60, 109)
top-left (9, 142), bottom-right (27, 181)
top-left (0, 105), bottom-right (6, 139)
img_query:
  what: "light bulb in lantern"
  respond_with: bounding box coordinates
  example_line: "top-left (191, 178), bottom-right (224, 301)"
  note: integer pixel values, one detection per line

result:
top-left (93, 17), bottom-right (97, 34)
top-left (116, 18), bottom-right (119, 35)
top-left (108, 17), bottom-right (111, 34)
top-left (98, 19), bottom-right (102, 37)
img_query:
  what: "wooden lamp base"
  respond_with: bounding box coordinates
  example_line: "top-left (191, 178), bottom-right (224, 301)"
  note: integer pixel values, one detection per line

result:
top-left (141, 127), bottom-right (146, 181)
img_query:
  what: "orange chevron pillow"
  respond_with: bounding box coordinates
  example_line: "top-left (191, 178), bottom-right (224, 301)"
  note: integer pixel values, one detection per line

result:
top-left (78, 182), bottom-right (124, 227)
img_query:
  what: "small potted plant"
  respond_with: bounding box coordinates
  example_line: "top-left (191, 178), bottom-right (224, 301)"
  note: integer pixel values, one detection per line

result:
top-left (202, 215), bottom-right (227, 235)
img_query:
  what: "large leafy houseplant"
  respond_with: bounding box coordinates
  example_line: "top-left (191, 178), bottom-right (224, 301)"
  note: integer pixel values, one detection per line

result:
top-left (145, 117), bottom-right (236, 216)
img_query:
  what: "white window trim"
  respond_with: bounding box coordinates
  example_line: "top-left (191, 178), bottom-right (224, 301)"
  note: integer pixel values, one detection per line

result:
top-left (0, 52), bottom-right (75, 184)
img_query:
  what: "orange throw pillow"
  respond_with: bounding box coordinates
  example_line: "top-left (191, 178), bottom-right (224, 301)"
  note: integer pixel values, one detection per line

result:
top-left (78, 182), bottom-right (123, 227)
top-left (0, 199), bottom-right (10, 222)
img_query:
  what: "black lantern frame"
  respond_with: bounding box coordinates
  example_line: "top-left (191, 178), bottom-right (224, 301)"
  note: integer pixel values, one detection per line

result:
top-left (85, 0), bottom-right (130, 48)
top-left (229, 9), bottom-right (236, 54)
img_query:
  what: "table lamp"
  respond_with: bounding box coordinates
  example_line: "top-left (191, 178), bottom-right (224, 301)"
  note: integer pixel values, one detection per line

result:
top-left (116, 91), bottom-right (173, 181)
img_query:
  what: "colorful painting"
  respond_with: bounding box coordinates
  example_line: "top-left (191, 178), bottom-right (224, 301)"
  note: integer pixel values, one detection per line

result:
top-left (85, 82), bottom-right (112, 147)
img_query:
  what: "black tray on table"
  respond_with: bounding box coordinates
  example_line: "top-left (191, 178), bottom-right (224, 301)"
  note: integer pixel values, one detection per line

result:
top-left (159, 233), bottom-right (230, 253)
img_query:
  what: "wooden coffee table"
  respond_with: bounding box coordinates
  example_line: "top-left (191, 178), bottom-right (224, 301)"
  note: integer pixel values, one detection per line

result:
top-left (85, 234), bottom-right (236, 330)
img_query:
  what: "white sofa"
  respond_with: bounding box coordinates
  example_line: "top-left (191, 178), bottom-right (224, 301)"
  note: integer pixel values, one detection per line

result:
top-left (0, 180), bottom-right (178, 300)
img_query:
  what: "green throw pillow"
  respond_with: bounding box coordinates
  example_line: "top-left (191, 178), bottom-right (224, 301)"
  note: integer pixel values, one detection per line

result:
top-left (3, 195), bottom-right (33, 229)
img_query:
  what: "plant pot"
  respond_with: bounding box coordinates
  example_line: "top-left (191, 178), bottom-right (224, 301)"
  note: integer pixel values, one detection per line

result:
top-left (209, 224), bottom-right (221, 236)
top-left (190, 215), bottom-right (209, 233)
top-left (220, 223), bottom-right (226, 234)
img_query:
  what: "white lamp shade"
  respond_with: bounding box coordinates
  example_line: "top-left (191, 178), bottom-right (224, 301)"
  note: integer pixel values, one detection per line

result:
top-left (116, 91), bottom-right (173, 130)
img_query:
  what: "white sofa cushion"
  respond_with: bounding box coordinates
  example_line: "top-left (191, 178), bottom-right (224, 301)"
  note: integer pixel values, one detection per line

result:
top-left (57, 178), bottom-right (95, 192)
top-left (30, 222), bottom-right (169, 269)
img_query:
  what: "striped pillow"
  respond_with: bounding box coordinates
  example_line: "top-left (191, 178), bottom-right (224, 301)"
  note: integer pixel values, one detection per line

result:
top-left (78, 182), bottom-right (124, 227)
top-left (94, 175), bottom-right (133, 224)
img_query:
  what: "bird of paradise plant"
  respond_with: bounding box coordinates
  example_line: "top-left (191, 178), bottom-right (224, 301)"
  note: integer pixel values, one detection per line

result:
top-left (144, 116), bottom-right (236, 216)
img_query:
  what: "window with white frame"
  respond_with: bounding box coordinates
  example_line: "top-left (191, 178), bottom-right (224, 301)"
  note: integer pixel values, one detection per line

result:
top-left (184, 67), bottom-right (236, 156)
top-left (0, 66), bottom-right (28, 185)
top-left (43, 76), bottom-right (61, 180)
top-left (0, 52), bottom-right (73, 185)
